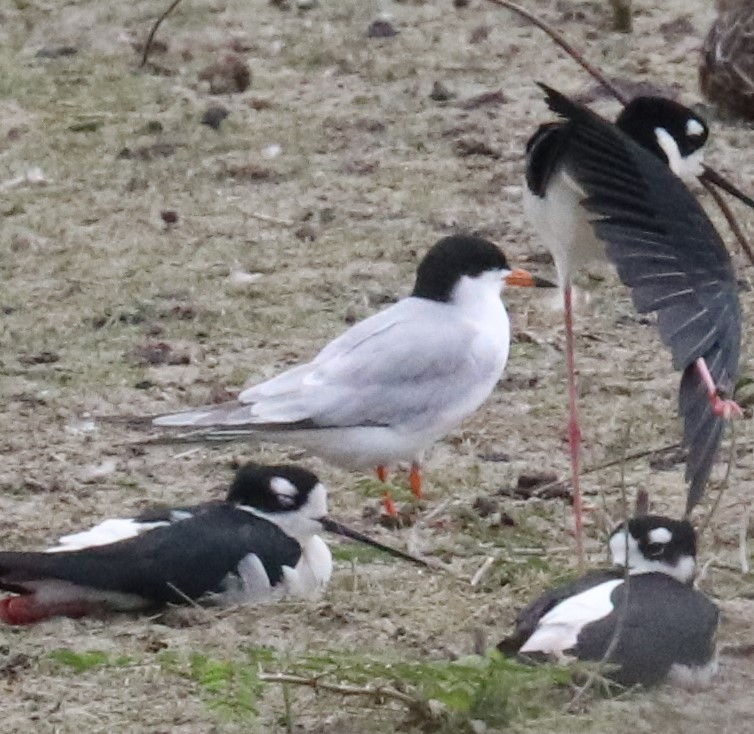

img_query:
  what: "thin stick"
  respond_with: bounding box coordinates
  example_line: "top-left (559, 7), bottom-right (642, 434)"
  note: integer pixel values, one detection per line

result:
top-left (487, 0), bottom-right (754, 264)
top-left (245, 211), bottom-right (295, 227)
top-left (257, 672), bottom-right (430, 713)
top-left (739, 507), bottom-right (750, 575)
top-left (701, 176), bottom-right (754, 267)
top-left (526, 442), bottom-right (681, 498)
top-left (470, 556), bottom-right (495, 587)
top-left (484, 0), bottom-right (630, 104)
top-left (696, 421), bottom-right (737, 535)
top-left (141, 0), bottom-right (184, 68)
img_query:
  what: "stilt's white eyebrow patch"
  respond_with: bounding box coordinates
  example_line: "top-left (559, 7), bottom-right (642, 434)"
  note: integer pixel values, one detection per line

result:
top-left (654, 127), bottom-right (703, 180)
top-left (271, 476), bottom-right (298, 500)
top-left (649, 527), bottom-right (672, 544)
top-left (686, 119), bottom-right (705, 137)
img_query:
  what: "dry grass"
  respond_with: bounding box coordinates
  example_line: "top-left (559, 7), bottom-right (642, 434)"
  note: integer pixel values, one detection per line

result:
top-left (2, 0), bottom-right (754, 731)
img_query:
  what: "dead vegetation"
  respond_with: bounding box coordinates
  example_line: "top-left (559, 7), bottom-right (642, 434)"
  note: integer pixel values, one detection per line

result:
top-left (2, 0), bottom-right (754, 731)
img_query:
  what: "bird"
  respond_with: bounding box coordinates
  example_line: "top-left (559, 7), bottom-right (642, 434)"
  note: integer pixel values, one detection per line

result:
top-left (700, 0), bottom-right (754, 121)
top-left (524, 83), bottom-right (742, 567)
top-left (0, 463), bottom-right (425, 625)
top-left (497, 514), bottom-right (719, 688)
top-left (151, 234), bottom-right (551, 514)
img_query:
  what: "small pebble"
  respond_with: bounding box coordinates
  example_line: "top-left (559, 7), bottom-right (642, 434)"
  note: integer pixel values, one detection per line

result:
top-left (429, 81), bottom-right (453, 102)
top-left (366, 19), bottom-right (398, 38)
top-left (201, 105), bottom-right (229, 130)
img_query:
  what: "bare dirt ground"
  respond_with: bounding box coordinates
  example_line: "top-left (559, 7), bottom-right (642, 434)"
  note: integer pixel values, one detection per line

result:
top-left (2, 0), bottom-right (754, 732)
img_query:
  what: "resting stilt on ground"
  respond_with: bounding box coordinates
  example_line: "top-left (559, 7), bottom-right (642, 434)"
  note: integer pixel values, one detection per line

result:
top-left (523, 83), bottom-right (743, 569)
top-left (150, 234), bottom-right (554, 516)
top-left (497, 515), bottom-right (719, 689)
top-left (0, 464), bottom-right (428, 625)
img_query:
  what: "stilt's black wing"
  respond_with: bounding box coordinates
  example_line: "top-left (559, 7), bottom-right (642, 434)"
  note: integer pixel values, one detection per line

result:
top-left (538, 83), bottom-right (741, 509)
top-left (0, 506), bottom-right (301, 604)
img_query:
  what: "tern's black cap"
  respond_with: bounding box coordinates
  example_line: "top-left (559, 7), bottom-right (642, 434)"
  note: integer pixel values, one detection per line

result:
top-left (412, 235), bottom-right (510, 302)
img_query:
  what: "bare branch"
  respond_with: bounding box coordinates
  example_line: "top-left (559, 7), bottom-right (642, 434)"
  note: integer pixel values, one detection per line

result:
top-left (484, 0), bottom-right (630, 103)
top-left (700, 176), bottom-right (754, 267)
top-left (486, 0), bottom-right (754, 266)
top-left (696, 421), bottom-right (737, 533)
top-left (141, 0), bottom-right (185, 68)
top-left (258, 672), bottom-right (434, 718)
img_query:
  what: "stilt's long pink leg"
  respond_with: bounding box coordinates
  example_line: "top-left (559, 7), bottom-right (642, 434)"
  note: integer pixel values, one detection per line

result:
top-left (695, 357), bottom-right (742, 420)
top-left (564, 285), bottom-right (585, 572)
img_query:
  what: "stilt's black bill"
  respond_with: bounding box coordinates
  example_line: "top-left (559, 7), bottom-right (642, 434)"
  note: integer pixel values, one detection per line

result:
top-left (701, 165), bottom-right (754, 210)
top-left (319, 517), bottom-right (431, 568)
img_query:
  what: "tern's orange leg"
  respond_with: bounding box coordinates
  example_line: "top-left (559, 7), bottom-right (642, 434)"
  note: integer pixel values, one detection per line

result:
top-left (409, 462), bottom-right (423, 499)
top-left (695, 357), bottom-right (743, 419)
top-left (375, 465), bottom-right (398, 518)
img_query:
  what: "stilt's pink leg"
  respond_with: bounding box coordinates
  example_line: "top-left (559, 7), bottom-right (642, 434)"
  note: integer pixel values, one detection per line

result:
top-left (695, 358), bottom-right (742, 420)
top-left (564, 285), bottom-right (585, 572)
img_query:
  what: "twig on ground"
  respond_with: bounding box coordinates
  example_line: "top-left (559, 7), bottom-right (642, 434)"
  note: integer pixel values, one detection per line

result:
top-left (740, 507), bottom-right (751, 575)
top-left (528, 442), bottom-right (680, 500)
top-left (141, 0), bottom-right (184, 68)
top-left (470, 556), bottom-right (495, 587)
top-left (258, 672), bottom-right (434, 718)
top-left (245, 211), bottom-right (296, 227)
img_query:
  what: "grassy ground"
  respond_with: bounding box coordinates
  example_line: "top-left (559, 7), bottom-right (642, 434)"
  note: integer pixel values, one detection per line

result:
top-left (2, 0), bottom-right (754, 731)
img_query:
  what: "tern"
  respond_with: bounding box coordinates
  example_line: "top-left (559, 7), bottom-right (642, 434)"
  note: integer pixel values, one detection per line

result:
top-left (151, 234), bottom-right (551, 514)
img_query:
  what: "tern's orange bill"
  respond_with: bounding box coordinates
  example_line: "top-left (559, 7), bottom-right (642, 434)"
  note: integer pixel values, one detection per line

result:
top-left (505, 268), bottom-right (556, 288)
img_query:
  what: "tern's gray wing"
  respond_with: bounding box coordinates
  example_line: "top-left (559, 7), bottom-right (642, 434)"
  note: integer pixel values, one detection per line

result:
top-left (158, 299), bottom-right (507, 431)
top-left (243, 301), bottom-right (505, 429)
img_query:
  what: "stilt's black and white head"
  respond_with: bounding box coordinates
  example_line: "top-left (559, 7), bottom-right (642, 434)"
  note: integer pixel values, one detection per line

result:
top-left (411, 234), bottom-right (547, 304)
top-left (228, 464), bottom-right (432, 569)
top-left (227, 463), bottom-right (327, 544)
top-left (615, 97), bottom-right (709, 181)
top-left (609, 515), bottom-right (697, 584)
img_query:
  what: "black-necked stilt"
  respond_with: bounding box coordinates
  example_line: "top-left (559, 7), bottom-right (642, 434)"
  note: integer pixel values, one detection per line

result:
top-left (152, 235), bottom-right (552, 515)
top-left (498, 515), bottom-right (719, 688)
top-left (0, 464), bottom-right (422, 624)
top-left (525, 83), bottom-right (742, 565)
top-left (701, 0), bottom-right (754, 121)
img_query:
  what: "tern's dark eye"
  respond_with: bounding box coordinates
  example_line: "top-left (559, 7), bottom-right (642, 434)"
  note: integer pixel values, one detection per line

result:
top-left (646, 542), bottom-right (665, 558)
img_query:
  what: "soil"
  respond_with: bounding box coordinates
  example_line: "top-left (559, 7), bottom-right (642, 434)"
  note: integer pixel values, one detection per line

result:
top-left (2, 0), bottom-right (754, 732)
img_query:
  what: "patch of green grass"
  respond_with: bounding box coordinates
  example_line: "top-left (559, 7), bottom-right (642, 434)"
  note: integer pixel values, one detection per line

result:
top-left (48, 648), bottom-right (132, 673)
top-left (161, 647), bottom-right (276, 725)
top-left (158, 646), bottom-right (571, 732)
top-left (287, 649), bottom-right (572, 731)
top-left (330, 541), bottom-right (401, 565)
